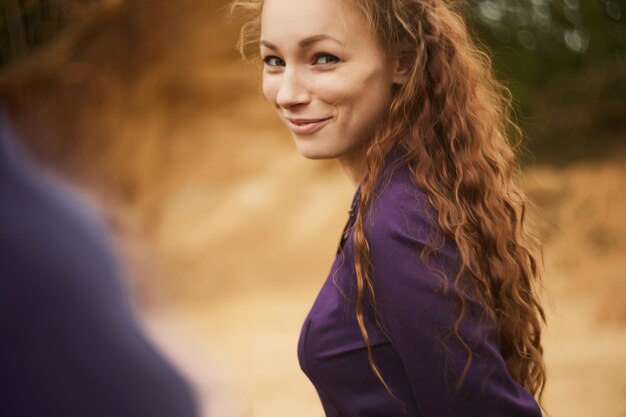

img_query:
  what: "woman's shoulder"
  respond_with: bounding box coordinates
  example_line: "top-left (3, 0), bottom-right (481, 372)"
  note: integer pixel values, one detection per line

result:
top-left (365, 163), bottom-right (436, 242)
top-left (364, 160), bottom-right (477, 311)
top-left (363, 161), bottom-right (462, 270)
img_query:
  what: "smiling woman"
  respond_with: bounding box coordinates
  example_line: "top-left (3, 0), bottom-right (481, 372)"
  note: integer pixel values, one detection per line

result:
top-left (258, 0), bottom-right (406, 175)
top-left (232, 0), bottom-right (546, 416)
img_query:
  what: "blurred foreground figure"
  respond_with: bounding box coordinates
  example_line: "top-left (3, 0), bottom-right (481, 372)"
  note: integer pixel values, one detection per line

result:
top-left (0, 110), bottom-right (199, 417)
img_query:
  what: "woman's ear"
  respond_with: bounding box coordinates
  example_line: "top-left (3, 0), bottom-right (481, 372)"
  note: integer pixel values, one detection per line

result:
top-left (391, 52), bottom-right (413, 85)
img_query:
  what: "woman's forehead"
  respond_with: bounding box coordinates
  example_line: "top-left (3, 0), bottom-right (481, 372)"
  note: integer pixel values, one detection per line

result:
top-left (260, 0), bottom-right (371, 45)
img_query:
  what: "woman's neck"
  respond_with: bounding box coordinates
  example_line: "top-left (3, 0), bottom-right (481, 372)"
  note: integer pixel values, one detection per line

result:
top-left (338, 146), bottom-right (368, 187)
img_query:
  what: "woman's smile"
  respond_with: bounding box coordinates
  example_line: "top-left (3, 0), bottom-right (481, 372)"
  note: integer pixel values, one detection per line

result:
top-left (285, 116), bottom-right (333, 135)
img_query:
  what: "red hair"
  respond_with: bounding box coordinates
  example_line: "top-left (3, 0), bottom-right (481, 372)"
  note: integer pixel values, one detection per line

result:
top-left (233, 0), bottom-right (546, 400)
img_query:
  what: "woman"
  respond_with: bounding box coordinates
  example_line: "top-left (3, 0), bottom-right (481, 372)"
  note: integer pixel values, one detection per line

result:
top-left (233, 0), bottom-right (545, 415)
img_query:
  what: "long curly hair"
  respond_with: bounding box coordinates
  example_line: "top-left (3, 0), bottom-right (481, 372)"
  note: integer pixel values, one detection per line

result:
top-left (232, 0), bottom-right (546, 400)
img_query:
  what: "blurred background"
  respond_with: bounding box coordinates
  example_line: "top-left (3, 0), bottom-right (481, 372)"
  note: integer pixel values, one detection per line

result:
top-left (0, 0), bottom-right (624, 416)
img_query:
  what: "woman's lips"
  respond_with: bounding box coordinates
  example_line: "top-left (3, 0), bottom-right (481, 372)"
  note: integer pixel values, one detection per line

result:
top-left (285, 117), bottom-right (332, 135)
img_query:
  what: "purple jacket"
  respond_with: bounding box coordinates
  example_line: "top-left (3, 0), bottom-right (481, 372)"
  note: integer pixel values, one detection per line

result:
top-left (298, 156), bottom-right (542, 416)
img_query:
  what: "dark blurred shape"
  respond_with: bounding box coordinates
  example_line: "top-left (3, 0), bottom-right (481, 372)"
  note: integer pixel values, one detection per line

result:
top-left (2, 0), bottom-right (29, 61)
top-left (0, 0), bottom-right (98, 66)
top-left (0, 109), bottom-right (199, 416)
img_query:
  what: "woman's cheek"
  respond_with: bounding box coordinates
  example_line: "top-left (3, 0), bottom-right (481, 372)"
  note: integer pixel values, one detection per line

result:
top-left (313, 72), bottom-right (353, 104)
top-left (262, 75), bottom-right (280, 104)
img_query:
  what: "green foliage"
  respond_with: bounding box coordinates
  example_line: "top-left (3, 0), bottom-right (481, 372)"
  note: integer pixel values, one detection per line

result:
top-left (470, 0), bottom-right (626, 75)
top-left (468, 0), bottom-right (625, 103)
top-left (468, 0), bottom-right (626, 164)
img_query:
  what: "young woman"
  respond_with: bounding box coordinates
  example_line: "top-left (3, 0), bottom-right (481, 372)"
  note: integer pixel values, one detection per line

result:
top-left (233, 0), bottom-right (546, 415)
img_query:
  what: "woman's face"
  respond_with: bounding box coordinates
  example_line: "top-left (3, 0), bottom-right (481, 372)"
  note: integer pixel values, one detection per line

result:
top-left (260, 0), bottom-right (402, 162)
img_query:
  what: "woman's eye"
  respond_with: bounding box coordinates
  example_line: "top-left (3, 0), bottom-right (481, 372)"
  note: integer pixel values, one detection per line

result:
top-left (314, 54), bottom-right (340, 65)
top-left (264, 56), bottom-right (285, 67)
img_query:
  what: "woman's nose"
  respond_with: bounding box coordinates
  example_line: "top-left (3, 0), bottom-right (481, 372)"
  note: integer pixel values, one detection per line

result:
top-left (276, 68), bottom-right (311, 109)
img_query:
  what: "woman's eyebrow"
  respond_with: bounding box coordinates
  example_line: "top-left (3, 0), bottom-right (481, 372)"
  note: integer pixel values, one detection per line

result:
top-left (260, 35), bottom-right (344, 50)
top-left (260, 40), bottom-right (278, 50)
top-left (298, 34), bottom-right (344, 48)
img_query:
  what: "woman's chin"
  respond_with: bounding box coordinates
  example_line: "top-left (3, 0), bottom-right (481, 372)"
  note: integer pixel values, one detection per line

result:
top-left (298, 151), bottom-right (333, 160)
top-left (294, 142), bottom-right (335, 160)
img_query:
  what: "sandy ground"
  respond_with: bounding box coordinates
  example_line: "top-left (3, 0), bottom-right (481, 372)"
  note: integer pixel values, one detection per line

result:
top-left (130, 108), bottom-right (626, 417)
